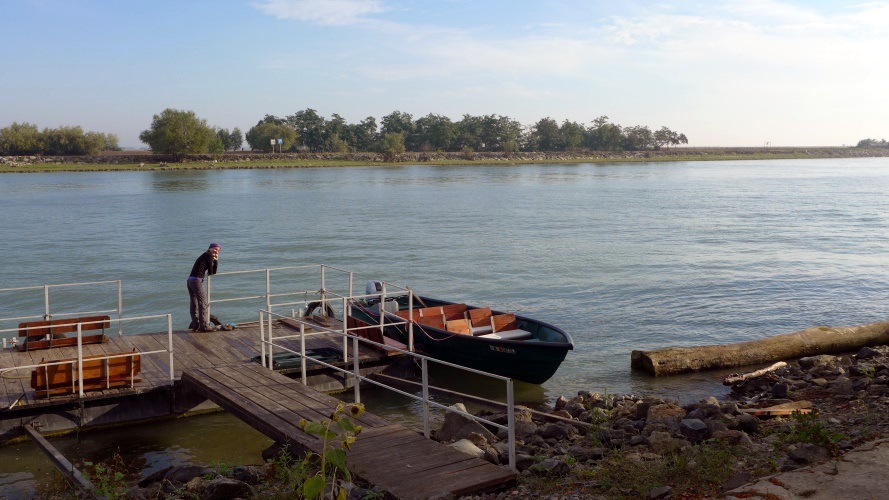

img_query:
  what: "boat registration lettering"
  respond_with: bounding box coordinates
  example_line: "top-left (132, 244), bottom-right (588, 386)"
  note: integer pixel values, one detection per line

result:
top-left (489, 345), bottom-right (516, 354)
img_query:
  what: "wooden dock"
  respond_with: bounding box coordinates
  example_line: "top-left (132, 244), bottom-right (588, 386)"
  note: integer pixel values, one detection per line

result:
top-left (0, 319), bottom-right (517, 498)
top-left (183, 362), bottom-right (516, 498)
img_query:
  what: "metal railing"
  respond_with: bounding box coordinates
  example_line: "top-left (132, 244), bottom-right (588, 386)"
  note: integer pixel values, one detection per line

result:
top-left (0, 314), bottom-right (175, 403)
top-left (0, 280), bottom-right (124, 337)
top-left (207, 264), bottom-right (355, 319)
top-left (257, 303), bottom-right (516, 471)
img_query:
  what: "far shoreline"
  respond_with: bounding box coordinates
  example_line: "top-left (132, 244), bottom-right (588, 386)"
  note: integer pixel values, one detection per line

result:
top-left (2, 146), bottom-right (888, 173)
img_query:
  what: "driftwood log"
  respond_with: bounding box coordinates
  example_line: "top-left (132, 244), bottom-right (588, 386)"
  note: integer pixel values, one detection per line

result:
top-left (631, 320), bottom-right (889, 376)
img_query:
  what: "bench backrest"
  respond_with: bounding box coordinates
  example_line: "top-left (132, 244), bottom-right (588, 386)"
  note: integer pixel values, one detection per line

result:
top-left (418, 306), bottom-right (444, 317)
top-left (19, 315), bottom-right (111, 339)
top-left (31, 350), bottom-right (141, 391)
top-left (441, 303), bottom-right (468, 321)
top-left (346, 316), bottom-right (385, 344)
top-left (468, 308), bottom-right (492, 328)
top-left (492, 314), bottom-right (518, 332)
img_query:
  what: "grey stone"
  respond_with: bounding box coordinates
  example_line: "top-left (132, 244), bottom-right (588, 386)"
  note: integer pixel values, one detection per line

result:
top-left (533, 457), bottom-right (570, 476)
top-left (648, 431), bottom-right (677, 454)
top-left (200, 477), bottom-right (255, 500)
top-left (231, 465), bottom-right (261, 485)
top-left (856, 346), bottom-right (880, 359)
top-left (554, 395), bottom-right (570, 410)
top-left (737, 413), bottom-right (760, 434)
top-left (772, 383), bottom-right (789, 399)
top-left (649, 485), bottom-right (671, 499)
top-left (164, 465), bottom-right (215, 486)
top-left (722, 471), bottom-right (753, 491)
top-left (540, 422), bottom-right (578, 441)
top-left (679, 418), bottom-right (709, 443)
top-left (787, 443), bottom-right (830, 464)
top-left (799, 355), bottom-right (838, 369)
top-left (514, 453), bottom-right (536, 471)
top-left (567, 445), bottom-right (605, 461)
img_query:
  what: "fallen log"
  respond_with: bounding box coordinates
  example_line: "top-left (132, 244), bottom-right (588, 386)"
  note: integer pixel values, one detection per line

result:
top-left (631, 319), bottom-right (889, 376)
top-left (723, 361), bottom-right (786, 385)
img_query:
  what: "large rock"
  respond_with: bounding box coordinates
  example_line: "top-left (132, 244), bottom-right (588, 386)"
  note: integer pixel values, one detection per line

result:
top-left (449, 439), bottom-right (485, 458)
top-left (436, 403), bottom-right (496, 443)
top-left (679, 418), bottom-right (709, 443)
top-left (540, 422), bottom-right (578, 441)
top-left (647, 403), bottom-right (686, 425)
top-left (200, 477), bottom-right (255, 500)
top-left (164, 465), bottom-right (215, 486)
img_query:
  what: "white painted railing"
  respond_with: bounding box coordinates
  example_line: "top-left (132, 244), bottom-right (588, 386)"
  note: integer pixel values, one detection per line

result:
top-left (0, 314), bottom-right (175, 404)
top-left (0, 280), bottom-right (124, 337)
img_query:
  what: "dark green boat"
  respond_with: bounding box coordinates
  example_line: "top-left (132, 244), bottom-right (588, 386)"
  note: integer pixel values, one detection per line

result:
top-left (352, 286), bottom-right (573, 385)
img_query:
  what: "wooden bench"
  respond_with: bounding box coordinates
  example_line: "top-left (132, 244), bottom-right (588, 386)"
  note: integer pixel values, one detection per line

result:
top-left (30, 350), bottom-right (141, 399)
top-left (445, 318), bottom-right (472, 335)
top-left (442, 303), bottom-right (468, 321)
top-left (17, 315), bottom-right (111, 352)
top-left (468, 308), bottom-right (493, 335)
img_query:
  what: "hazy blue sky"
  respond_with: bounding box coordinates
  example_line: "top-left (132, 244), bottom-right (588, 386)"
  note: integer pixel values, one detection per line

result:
top-left (2, 0), bottom-right (886, 148)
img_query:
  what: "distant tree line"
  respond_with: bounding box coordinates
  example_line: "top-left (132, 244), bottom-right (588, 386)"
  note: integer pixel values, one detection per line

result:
top-left (243, 109), bottom-right (688, 154)
top-left (0, 122), bottom-right (120, 155)
top-left (857, 138), bottom-right (889, 148)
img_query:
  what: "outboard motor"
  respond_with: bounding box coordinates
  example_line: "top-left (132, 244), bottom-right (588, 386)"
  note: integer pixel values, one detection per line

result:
top-left (364, 280), bottom-right (398, 313)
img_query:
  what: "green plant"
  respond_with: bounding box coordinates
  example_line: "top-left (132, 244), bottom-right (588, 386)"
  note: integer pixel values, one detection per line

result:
top-left (82, 453), bottom-right (132, 499)
top-left (298, 402), bottom-right (365, 500)
top-left (784, 410), bottom-right (847, 455)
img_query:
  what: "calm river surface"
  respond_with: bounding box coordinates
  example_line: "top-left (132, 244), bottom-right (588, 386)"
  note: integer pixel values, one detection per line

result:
top-left (2, 158), bottom-right (888, 493)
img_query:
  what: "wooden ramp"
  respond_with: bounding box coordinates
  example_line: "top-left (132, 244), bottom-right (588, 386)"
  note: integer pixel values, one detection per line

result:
top-left (181, 362), bottom-right (516, 499)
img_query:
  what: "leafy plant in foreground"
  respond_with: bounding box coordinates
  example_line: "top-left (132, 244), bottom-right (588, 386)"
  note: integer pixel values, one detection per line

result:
top-left (299, 402), bottom-right (365, 500)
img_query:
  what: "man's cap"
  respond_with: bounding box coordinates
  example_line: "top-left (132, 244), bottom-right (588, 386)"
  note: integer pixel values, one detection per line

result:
top-left (209, 243), bottom-right (221, 249)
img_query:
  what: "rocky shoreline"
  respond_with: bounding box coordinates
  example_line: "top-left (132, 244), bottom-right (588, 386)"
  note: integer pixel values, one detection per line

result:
top-left (46, 345), bottom-right (889, 499)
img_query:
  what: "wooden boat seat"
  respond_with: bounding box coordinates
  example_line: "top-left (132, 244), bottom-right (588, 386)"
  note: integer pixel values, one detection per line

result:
top-left (445, 318), bottom-right (471, 335)
top-left (415, 314), bottom-right (445, 330)
top-left (346, 316), bottom-right (406, 355)
top-left (30, 349), bottom-right (141, 399)
top-left (418, 306), bottom-right (444, 317)
top-left (492, 314), bottom-right (519, 332)
top-left (18, 315), bottom-right (111, 352)
top-left (441, 303), bottom-right (468, 321)
top-left (468, 308), bottom-right (493, 335)
top-left (477, 329), bottom-right (532, 341)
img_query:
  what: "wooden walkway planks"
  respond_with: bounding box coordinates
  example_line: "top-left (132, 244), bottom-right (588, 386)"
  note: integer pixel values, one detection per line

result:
top-left (181, 362), bottom-right (516, 499)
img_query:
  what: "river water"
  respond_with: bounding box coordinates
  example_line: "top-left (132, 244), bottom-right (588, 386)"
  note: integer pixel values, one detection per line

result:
top-left (2, 158), bottom-right (888, 493)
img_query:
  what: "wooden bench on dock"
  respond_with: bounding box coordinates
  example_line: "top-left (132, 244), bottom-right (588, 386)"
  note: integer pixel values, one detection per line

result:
top-left (31, 350), bottom-right (141, 398)
top-left (17, 315), bottom-right (111, 352)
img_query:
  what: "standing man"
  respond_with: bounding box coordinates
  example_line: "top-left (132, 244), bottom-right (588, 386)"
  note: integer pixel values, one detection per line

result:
top-left (188, 243), bottom-right (220, 332)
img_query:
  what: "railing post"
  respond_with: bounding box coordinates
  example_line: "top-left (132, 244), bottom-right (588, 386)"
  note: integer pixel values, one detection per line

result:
top-left (265, 269), bottom-right (272, 315)
top-left (206, 276), bottom-right (212, 317)
top-left (44, 285), bottom-right (50, 320)
top-left (422, 357), bottom-right (430, 438)
top-left (408, 291), bottom-right (414, 352)
top-left (507, 379), bottom-right (516, 471)
top-left (267, 312), bottom-right (274, 370)
top-left (77, 323), bottom-right (84, 397)
top-left (259, 311), bottom-right (267, 368)
top-left (167, 314), bottom-right (174, 381)
top-left (352, 335), bottom-right (360, 404)
top-left (342, 297), bottom-right (348, 363)
top-left (300, 321), bottom-right (306, 384)
top-left (117, 280), bottom-right (123, 337)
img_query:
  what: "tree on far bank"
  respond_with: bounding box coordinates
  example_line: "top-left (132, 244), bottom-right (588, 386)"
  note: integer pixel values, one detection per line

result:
top-left (245, 122), bottom-right (297, 152)
top-left (0, 122), bottom-right (43, 155)
top-left (139, 109), bottom-right (216, 155)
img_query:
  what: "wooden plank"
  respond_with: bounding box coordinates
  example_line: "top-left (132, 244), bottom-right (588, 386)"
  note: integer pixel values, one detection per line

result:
top-left (180, 368), bottom-right (316, 448)
top-left (222, 363), bottom-right (387, 428)
top-left (23, 425), bottom-right (96, 493)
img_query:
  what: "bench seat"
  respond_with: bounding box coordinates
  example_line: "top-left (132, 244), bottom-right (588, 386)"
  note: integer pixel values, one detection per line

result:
top-left (477, 329), bottom-right (533, 341)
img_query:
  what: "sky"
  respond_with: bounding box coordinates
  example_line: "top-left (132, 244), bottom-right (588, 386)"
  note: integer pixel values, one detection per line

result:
top-left (1, 0), bottom-right (887, 148)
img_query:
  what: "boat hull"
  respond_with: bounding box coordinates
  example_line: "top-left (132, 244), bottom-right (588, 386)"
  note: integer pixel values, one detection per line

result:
top-left (354, 296), bottom-right (573, 385)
